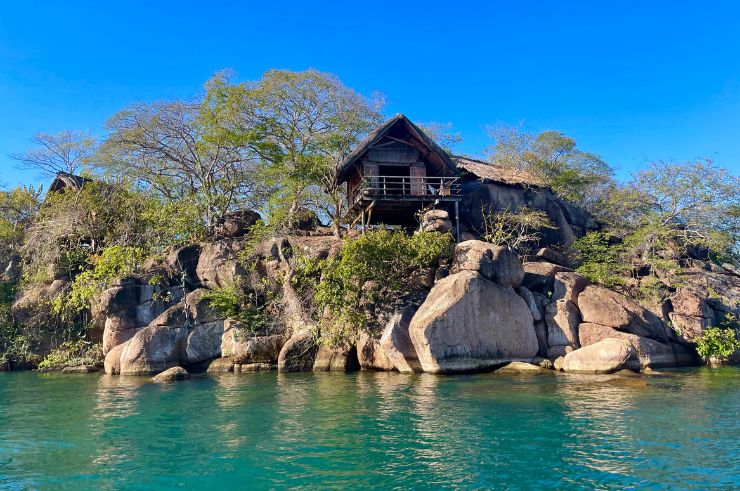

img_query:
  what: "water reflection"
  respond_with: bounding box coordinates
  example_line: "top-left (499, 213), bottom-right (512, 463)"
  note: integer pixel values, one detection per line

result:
top-left (1, 368), bottom-right (738, 489)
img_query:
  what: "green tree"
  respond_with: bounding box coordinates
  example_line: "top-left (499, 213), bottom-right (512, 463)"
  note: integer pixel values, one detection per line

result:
top-left (0, 185), bottom-right (43, 269)
top-left (96, 93), bottom-right (263, 232)
top-left (630, 159), bottom-right (739, 260)
top-left (574, 160), bottom-right (739, 299)
top-left (486, 126), bottom-right (614, 211)
top-left (203, 69), bottom-right (384, 236)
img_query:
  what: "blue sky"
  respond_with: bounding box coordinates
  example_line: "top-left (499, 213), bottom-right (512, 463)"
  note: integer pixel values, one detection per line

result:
top-left (1, 1), bottom-right (740, 188)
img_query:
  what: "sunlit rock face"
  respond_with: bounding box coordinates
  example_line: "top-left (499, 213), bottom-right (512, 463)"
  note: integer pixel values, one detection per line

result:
top-left (409, 271), bottom-right (538, 374)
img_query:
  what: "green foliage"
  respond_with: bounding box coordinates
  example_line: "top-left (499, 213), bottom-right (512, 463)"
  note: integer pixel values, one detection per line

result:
top-left (0, 185), bottom-right (42, 265)
top-left (487, 127), bottom-right (614, 212)
top-left (0, 281), bottom-right (36, 367)
top-left (573, 232), bottom-right (629, 288)
top-left (137, 195), bottom-right (208, 249)
top-left (37, 340), bottom-right (103, 370)
top-left (203, 68), bottom-right (383, 234)
top-left (201, 281), bottom-right (277, 335)
top-left (480, 206), bottom-right (556, 256)
top-left (312, 229), bottom-right (452, 347)
top-left (695, 325), bottom-right (740, 361)
top-left (51, 245), bottom-right (145, 320)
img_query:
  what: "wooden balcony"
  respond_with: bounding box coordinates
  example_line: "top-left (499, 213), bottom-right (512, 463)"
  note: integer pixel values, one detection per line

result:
top-left (351, 175), bottom-right (461, 205)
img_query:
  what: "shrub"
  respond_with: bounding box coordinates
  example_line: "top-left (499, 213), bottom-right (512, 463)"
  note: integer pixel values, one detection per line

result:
top-left (312, 229), bottom-right (452, 347)
top-left (37, 340), bottom-right (103, 370)
top-left (479, 205), bottom-right (556, 257)
top-left (52, 245), bottom-right (145, 320)
top-left (695, 326), bottom-right (740, 362)
top-left (573, 232), bottom-right (629, 288)
top-left (0, 281), bottom-right (38, 367)
top-left (201, 281), bottom-right (280, 336)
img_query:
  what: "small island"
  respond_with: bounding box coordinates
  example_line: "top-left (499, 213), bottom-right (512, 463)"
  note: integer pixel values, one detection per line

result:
top-left (1, 75), bottom-right (738, 378)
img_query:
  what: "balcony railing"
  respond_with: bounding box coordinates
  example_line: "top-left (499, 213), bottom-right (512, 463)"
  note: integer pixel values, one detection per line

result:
top-left (353, 175), bottom-right (461, 202)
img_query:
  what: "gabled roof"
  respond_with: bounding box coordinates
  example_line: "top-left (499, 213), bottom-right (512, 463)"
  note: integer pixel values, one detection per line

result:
top-left (48, 172), bottom-right (90, 193)
top-left (337, 114), bottom-right (457, 182)
top-left (453, 156), bottom-right (544, 187)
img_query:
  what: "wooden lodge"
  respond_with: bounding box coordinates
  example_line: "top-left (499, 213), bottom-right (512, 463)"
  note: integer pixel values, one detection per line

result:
top-left (337, 114), bottom-right (462, 238)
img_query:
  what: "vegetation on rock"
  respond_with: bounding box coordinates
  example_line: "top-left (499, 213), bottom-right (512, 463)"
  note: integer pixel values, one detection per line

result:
top-left (296, 229), bottom-right (452, 347)
top-left (0, 67), bottom-right (738, 371)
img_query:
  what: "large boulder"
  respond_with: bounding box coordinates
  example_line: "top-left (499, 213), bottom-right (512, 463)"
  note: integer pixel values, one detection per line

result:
top-left (206, 357), bottom-right (235, 373)
top-left (420, 209), bottom-right (453, 234)
top-left (152, 366), bottom-right (190, 382)
top-left (561, 338), bottom-right (635, 374)
top-left (380, 306), bottom-right (421, 373)
top-left (536, 248), bottom-right (570, 267)
top-left (451, 240), bottom-right (523, 287)
top-left (552, 272), bottom-right (587, 303)
top-left (96, 281), bottom-right (172, 355)
top-left (313, 345), bottom-right (360, 371)
top-left (291, 207), bottom-right (323, 231)
top-left (221, 321), bottom-right (286, 364)
top-left (458, 179), bottom-right (595, 249)
top-left (104, 342), bottom-right (127, 375)
top-left (533, 321), bottom-right (549, 357)
top-left (545, 300), bottom-right (581, 349)
top-left (667, 313), bottom-right (709, 343)
top-left (521, 262), bottom-right (572, 293)
top-left (578, 322), bottom-right (698, 369)
top-left (409, 270), bottom-right (538, 373)
top-left (119, 325), bottom-right (188, 376)
top-left (183, 320), bottom-right (225, 364)
top-left (214, 209), bottom-right (261, 238)
top-left (102, 316), bottom-right (139, 355)
top-left (517, 286), bottom-right (543, 322)
top-left (577, 285), bottom-right (671, 342)
top-left (277, 330), bottom-right (318, 372)
top-left (357, 331), bottom-right (396, 371)
top-left (164, 244), bottom-right (201, 288)
top-left (146, 289), bottom-right (220, 330)
top-left (196, 241), bottom-right (246, 289)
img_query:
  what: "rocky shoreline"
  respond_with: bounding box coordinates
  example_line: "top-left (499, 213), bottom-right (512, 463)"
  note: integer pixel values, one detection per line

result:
top-left (14, 218), bottom-right (728, 380)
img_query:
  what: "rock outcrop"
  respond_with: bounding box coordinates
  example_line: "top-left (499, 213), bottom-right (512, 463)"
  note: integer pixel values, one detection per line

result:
top-left (277, 330), bottom-right (318, 372)
top-left (562, 338), bottom-right (635, 374)
top-left (119, 325), bottom-right (189, 376)
top-left (357, 330), bottom-right (396, 371)
top-left (379, 306), bottom-right (421, 373)
top-left (420, 209), bottom-right (453, 234)
top-left (450, 240), bottom-right (523, 288)
top-left (313, 345), bottom-right (360, 371)
top-left (409, 271), bottom-right (538, 373)
top-left (152, 366), bottom-right (190, 382)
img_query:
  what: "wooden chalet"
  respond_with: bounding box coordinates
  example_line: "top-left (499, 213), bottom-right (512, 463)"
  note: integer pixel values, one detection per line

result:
top-left (338, 114), bottom-right (462, 238)
top-left (47, 172), bottom-right (89, 194)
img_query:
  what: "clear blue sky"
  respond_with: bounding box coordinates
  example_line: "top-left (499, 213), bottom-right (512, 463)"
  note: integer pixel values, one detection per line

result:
top-left (2, 1), bottom-right (740, 188)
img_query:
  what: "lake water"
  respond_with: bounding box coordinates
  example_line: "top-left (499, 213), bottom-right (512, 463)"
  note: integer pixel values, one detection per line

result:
top-left (1, 368), bottom-right (739, 490)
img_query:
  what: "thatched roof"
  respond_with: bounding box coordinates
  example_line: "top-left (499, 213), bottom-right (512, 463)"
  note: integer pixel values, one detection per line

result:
top-left (452, 156), bottom-right (544, 187)
top-left (48, 172), bottom-right (89, 193)
top-left (337, 114), bottom-right (457, 182)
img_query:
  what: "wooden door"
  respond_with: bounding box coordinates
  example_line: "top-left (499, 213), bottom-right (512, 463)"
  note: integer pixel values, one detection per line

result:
top-left (410, 165), bottom-right (426, 195)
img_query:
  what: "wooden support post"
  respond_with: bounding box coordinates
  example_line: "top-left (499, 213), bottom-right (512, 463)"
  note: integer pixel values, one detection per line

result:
top-left (361, 209), bottom-right (366, 234)
top-left (454, 200), bottom-right (460, 243)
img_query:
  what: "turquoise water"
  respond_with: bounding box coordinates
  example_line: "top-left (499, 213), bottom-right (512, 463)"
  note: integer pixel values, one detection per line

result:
top-left (1, 368), bottom-right (739, 490)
